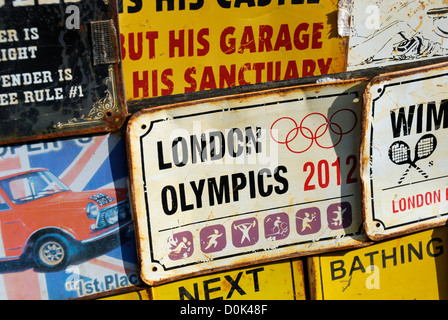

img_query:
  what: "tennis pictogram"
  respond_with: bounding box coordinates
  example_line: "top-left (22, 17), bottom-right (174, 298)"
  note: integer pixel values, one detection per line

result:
top-left (388, 133), bottom-right (437, 184)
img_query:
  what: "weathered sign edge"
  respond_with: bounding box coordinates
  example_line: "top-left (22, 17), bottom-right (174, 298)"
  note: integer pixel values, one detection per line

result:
top-left (126, 77), bottom-right (372, 286)
top-left (360, 61), bottom-right (448, 241)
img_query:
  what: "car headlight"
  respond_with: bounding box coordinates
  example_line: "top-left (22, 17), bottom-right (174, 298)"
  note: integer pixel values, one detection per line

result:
top-left (86, 202), bottom-right (100, 220)
top-left (104, 207), bottom-right (118, 225)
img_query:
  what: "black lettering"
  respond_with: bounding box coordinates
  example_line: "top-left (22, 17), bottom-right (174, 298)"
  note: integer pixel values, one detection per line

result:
top-left (225, 272), bottom-right (246, 299)
top-left (157, 141), bottom-right (172, 170)
top-left (204, 277), bottom-right (222, 300)
top-left (427, 100), bottom-right (448, 131)
top-left (190, 0), bottom-right (204, 9)
top-left (191, 133), bottom-right (207, 163)
top-left (382, 248), bottom-right (397, 268)
top-left (190, 179), bottom-right (205, 208)
top-left (209, 131), bottom-right (225, 160)
top-left (227, 128), bottom-right (244, 157)
top-left (235, 0), bottom-right (256, 7)
top-left (330, 260), bottom-right (345, 280)
top-left (172, 137), bottom-right (188, 167)
top-left (231, 172), bottom-right (247, 201)
top-left (179, 183), bottom-right (194, 211)
top-left (258, 0), bottom-right (271, 5)
top-left (390, 106), bottom-right (415, 138)
top-left (128, 0), bottom-right (142, 13)
top-left (245, 127), bottom-right (262, 154)
top-left (349, 256), bottom-right (365, 275)
top-left (179, 283), bottom-right (199, 300)
top-left (217, 0), bottom-right (231, 8)
top-left (156, 0), bottom-right (174, 11)
top-left (246, 267), bottom-right (264, 292)
top-left (427, 237), bottom-right (444, 257)
top-left (258, 168), bottom-right (273, 197)
top-left (248, 170), bottom-right (257, 198)
top-left (408, 241), bottom-right (423, 262)
top-left (274, 165), bottom-right (288, 194)
top-left (364, 250), bottom-right (379, 267)
top-left (208, 176), bottom-right (230, 205)
top-left (161, 185), bottom-right (177, 215)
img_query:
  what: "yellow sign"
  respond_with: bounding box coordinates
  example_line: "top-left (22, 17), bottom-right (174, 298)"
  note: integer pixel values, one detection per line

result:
top-left (119, 0), bottom-right (346, 100)
top-left (151, 259), bottom-right (305, 300)
top-left (99, 289), bottom-right (150, 300)
top-left (309, 226), bottom-right (448, 299)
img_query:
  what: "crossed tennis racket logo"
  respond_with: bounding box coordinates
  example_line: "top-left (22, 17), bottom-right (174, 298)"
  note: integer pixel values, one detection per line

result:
top-left (388, 134), bottom-right (437, 184)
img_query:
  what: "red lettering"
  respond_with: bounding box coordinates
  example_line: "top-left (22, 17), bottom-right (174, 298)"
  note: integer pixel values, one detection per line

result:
top-left (219, 64), bottom-right (236, 88)
top-left (129, 32), bottom-right (143, 60)
top-left (239, 26), bottom-right (257, 53)
top-left (184, 67), bottom-right (197, 93)
top-left (220, 27), bottom-right (236, 54)
top-left (293, 23), bottom-right (309, 50)
top-left (169, 30), bottom-right (185, 57)
top-left (274, 24), bottom-right (292, 51)
top-left (259, 25), bottom-right (273, 52)
top-left (302, 59), bottom-right (315, 77)
top-left (133, 71), bottom-right (149, 98)
top-left (161, 69), bottom-right (174, 96)
top-left (284, 60), bottom-right (299, 79)
top-left (312, 22), bottom-right (323, 49)
top-left (317, 58), bottom-right (332, 75)
top-left (200, 66), bottom-right (217, 91)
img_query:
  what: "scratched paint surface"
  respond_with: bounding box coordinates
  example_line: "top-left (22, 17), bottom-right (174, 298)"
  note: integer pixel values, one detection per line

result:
top-left (347, 0), bottom-right (448, 70)
top-left (309, 226), bottom-right (448, 300)
top-left (361, 63), bottom-right (448, 240)
top-left (127, 79), bottom-right (369, 285)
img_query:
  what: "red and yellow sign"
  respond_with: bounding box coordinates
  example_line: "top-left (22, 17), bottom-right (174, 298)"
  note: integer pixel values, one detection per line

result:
top-left (119, 0), bottom-right (347, 100)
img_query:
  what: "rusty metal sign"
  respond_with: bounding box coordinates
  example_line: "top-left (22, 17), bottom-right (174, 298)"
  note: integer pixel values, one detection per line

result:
top-left (151, 259), bottom-right (305, 300)
top-left (308, 226), bottom-right (448, 300)
top-left (346, 0), bottom-right (448, 71)
top-left (0, 0), bottom-right (126, 145)
top-left (361, 62), bottom-right (448, 241)
top-left (127, 79), bottom-right (369, 286)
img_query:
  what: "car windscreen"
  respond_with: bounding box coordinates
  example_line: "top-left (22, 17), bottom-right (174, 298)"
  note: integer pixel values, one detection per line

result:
top-left (0, 171), bottom-right (70, 204)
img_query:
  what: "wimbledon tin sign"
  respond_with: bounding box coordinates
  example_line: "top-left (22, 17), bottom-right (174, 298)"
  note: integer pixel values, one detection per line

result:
top-left (347, 0), bottom-right (448, 71)
top-left (128, 80), bottom-right (368, 285)
top-left (361, 63), bottom-right (448, 240)
top-left (0, 0), bottom-right (126, 145)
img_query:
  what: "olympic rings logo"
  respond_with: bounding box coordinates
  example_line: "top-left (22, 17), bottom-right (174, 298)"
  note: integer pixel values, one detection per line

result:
top-left (270, 109), bottom-right (357, 154)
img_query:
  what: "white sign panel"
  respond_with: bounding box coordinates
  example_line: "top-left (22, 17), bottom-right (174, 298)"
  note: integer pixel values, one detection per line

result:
top-left (127, 80), bottom-right (368, 285)
top-left (361, 63), bottom-right (448, 240)
top-left (347, 0), bottom-right (448, 70)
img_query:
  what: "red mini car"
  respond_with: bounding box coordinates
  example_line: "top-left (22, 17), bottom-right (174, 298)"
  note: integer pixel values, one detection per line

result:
top-left (0, 168), bottom-right (132, 271)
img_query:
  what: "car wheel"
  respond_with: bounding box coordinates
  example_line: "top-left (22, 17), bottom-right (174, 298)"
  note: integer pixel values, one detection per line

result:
top-left (33, 234), bottom-right (72, 272)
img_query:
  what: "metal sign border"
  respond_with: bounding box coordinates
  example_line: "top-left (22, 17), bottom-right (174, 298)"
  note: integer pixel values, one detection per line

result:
top-left (127, 78), bottom-right (371, 286)
top-left (361, 61), bottom-right (448, 241)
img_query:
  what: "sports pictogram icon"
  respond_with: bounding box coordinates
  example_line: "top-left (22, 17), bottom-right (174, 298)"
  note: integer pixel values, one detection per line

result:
top-left (388, 133), bottom-right (437, 184)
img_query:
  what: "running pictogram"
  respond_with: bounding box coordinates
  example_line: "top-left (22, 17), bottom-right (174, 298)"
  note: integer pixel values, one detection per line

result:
top-left (270, 109), bottom-right (357, 154)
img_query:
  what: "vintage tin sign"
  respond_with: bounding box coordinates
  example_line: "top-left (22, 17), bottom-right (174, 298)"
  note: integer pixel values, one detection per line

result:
top-left (308, 226), bottom-right (448, 300)
top-left (119, 0), bottom-right (347, 101)
top-left (127, 79), bottom-right (369, 285)
top-left (361, 63), bottom-right (448, 241)
top-left (347, 0), bottom-right (448, 71)
top-left (0, 132), bottom-right (140, 299)
top-left (151, 259), bottom-right (305, 300)
top-left (0, 0), bottom-right (126, 145)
